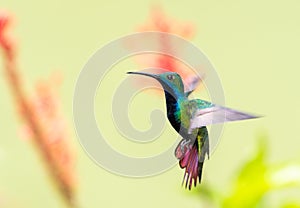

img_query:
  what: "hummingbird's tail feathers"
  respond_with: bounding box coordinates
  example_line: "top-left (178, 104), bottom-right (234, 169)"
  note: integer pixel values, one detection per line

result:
top-left (179, 141), bottom-right (201, 190)
top-left (198, 162), bottom-right (204, 183)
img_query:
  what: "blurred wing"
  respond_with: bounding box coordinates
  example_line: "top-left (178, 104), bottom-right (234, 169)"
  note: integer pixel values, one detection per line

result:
top-left (184, 75), bottom-right (204, 97)
top-left (189, 103), bottom-right (259, 131)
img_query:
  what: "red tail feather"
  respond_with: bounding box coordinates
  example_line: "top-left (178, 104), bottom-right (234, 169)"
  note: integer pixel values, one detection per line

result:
top-left (179, 142), bottom-right (202, 189)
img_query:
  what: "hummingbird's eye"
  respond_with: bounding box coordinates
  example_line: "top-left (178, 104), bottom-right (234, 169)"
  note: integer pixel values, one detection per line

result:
top-left (167, 75), bottom-right (175, 80)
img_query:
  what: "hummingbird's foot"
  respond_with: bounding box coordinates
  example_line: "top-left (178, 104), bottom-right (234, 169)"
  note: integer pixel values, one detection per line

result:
top-left (175, 139), bottom-right (191, 160)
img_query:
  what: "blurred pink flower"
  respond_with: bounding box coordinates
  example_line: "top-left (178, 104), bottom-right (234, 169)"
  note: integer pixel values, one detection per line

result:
top-left (21, 75), bottom-right (77, 195)
top-left (134, 7), bottom-right (203, 91)
top-left (0, 11), bottom-right (77, 207)
top-left (0, 10), bottom-right (14, 59)
top-left (137, 6), bottom-right (195, 38)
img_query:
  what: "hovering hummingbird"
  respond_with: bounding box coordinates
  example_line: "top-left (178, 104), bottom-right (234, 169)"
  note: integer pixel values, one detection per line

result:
top-left (127, 71), bottom-right (258, 189)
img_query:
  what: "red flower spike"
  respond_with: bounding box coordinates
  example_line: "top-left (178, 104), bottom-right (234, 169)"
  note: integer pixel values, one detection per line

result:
top-left (135, 7), bottom-right (203, 92)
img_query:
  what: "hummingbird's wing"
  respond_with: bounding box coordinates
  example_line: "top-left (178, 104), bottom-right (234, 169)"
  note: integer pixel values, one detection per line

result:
top-left (183, 75), bottom-right (203, 97)
top-left (188, 99), bottom-right (259, 132)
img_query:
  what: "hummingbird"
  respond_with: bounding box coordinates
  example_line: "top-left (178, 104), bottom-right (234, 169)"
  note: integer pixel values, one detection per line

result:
top-left (127, 71), bottom-right (258, 189)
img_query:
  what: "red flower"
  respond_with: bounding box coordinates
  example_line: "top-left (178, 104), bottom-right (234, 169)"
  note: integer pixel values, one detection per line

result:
top-left (21, 75), bottom-right (77, 195)
top-left (137, 6), bottom-right (195, 38)
top-left (134, 7), bottom-right (203, 91)
top-left (0, 11), bottom-right (14, 59)
top-left (0, 11), bottom-right (77, 207)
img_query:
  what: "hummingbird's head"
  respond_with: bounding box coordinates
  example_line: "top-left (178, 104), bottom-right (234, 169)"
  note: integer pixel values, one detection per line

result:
top-left (127, 71), bottom-right (185, 98)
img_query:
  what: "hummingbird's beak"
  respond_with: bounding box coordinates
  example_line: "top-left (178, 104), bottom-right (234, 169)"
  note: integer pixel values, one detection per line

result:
top-left (127, 71), bottom-right (158, 79)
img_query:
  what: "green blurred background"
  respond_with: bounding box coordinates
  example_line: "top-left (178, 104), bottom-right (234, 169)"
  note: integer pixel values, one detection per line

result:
top-left (1, 0), bottom-right (300, 207)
